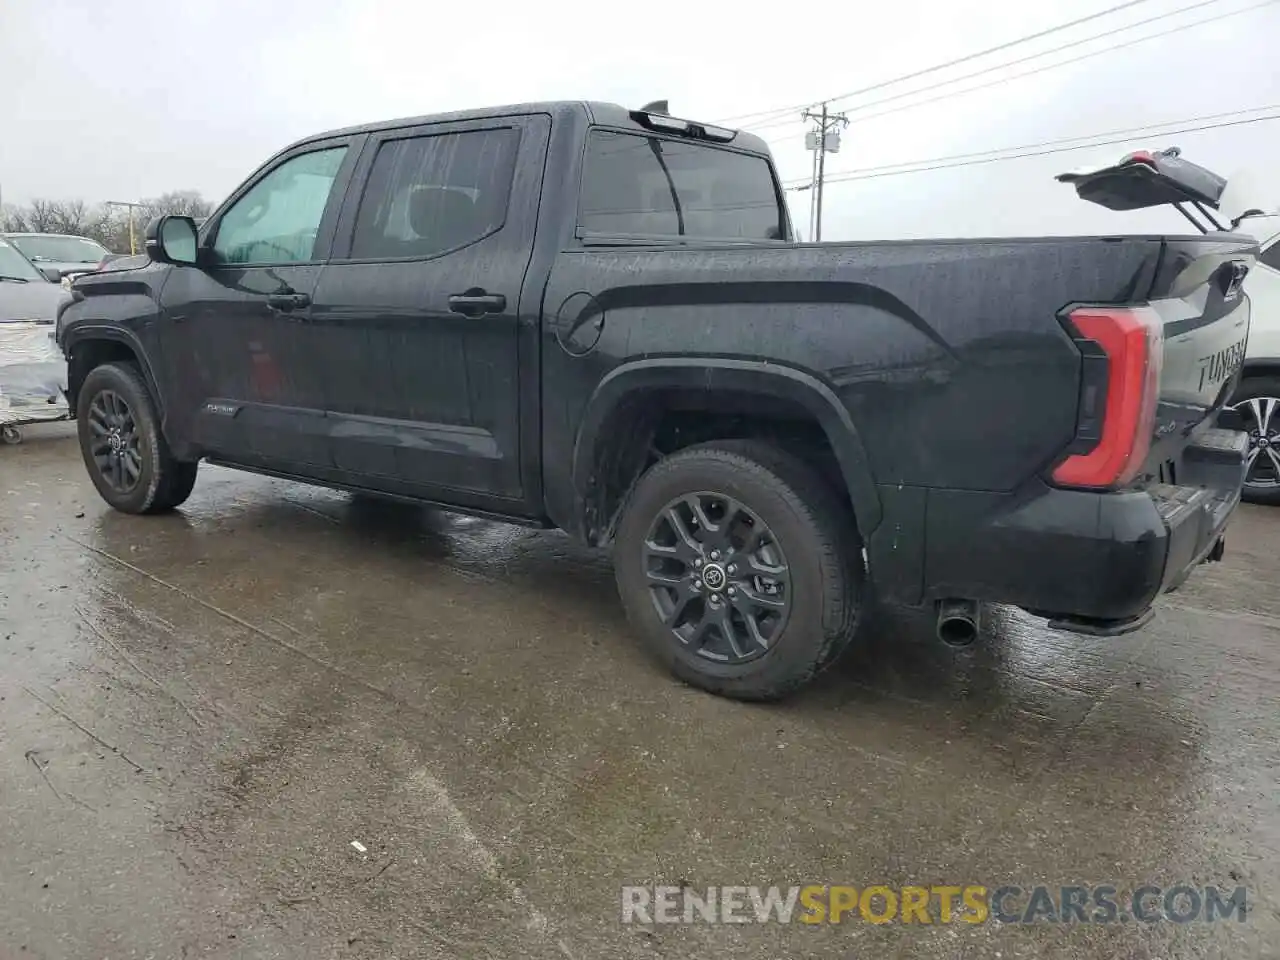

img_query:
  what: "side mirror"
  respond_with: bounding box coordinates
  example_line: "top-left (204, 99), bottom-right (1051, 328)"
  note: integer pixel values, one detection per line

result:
top-left (145, 215), bottom-right (199, 266)
top-left (39, 265), bottom-right (62, 283)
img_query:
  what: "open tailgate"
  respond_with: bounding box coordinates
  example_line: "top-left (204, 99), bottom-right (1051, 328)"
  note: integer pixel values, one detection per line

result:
top-left (1057, 146), bottom-right (1226, 213)
top-left (1055, 148), bottom-right (1256, 486)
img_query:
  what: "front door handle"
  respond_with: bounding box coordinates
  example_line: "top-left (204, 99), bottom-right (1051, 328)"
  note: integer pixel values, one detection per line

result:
top-left (266, 292), bottom-right (311, 312)
top-left (448, 289), bottom-right (506, 318)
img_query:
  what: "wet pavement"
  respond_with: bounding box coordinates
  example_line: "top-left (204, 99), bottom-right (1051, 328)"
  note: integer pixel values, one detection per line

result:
top-left (2, 423), bottom-right (1278, 959)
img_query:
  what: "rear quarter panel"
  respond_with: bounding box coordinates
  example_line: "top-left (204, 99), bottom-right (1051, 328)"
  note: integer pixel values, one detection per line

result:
top-left (542, 237), bottom-right (1164, 533)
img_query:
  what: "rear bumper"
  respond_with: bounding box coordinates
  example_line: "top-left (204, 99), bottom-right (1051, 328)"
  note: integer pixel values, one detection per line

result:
top-left (919, 427), bottom-right (1246, 629)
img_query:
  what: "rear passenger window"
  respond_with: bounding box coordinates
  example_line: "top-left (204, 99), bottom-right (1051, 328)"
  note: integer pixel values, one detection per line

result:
top-left (350, 128), bottom-right (519, 260)
top-left (578, 129), bottom-right (785, 240)
top-left (1261, 241), bottom-right (1280, 272)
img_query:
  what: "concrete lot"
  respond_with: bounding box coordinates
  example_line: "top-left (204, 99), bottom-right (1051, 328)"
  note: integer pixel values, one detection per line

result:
top-left (1, 423), bottom-right (1277, 959)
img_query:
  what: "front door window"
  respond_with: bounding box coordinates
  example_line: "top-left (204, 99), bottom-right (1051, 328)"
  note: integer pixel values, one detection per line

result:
top-left (212, 147), bottom-right (348, 265)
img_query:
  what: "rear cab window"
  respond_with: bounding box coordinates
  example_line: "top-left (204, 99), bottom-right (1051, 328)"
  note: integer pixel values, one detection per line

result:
top-left (578, 129), bottom-right (786, 241)
top-left (350, 127), bottom-right (520, 260)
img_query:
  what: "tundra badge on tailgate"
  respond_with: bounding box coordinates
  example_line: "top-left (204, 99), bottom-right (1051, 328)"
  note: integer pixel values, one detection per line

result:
top-left (1197, 338), bottom-right (1246, 392)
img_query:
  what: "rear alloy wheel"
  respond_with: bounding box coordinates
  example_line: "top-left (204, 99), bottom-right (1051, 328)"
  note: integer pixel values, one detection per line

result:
top-left (1229, 376), bottom-right (1280, 505)
top-left (614, 440), bottom-right (864, 701)
top-left (77, 362), bottom-right (199, 514)
top-left (643, 491), bottom-right (793, 665)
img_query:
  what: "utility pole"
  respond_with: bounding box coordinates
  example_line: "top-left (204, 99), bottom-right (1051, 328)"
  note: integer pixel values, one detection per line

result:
top-left (802, 103), bottom-right (848, 242)
top-left (807, 136), bottom-right (819, 241)
top-left (104, 200), bottom-right (146, 254)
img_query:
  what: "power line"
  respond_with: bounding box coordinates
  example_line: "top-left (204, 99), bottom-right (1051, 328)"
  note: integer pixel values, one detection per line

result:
top-left (779, 104), bottom-right (1280, 186)
top-left (714, 0), bottom-right (1158, 127)
top-left (780, 111), bottom-right (1280, 188)
top-left (761, 0), bottom-right (1270, 143)
top-left (825, 0), bottom-right (1223, 112)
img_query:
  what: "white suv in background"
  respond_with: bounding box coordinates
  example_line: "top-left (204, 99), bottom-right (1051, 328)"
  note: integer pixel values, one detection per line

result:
top-left (1232, 221), bottom-right (1280, 503)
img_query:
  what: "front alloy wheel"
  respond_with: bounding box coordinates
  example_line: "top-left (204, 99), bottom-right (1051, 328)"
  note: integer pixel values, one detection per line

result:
top-left (76, 361), bottom-right (199, 514)
top-left (87, 388), bottom-right (144, 493)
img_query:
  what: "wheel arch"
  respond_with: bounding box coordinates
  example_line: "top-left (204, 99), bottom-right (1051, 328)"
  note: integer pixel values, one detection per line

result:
top-left (1241, 358), bottom-right (1280, 380)
top-left (571, 357), bottom-right (882, 544)
top-left (64, 327), bottom-right (164, 419)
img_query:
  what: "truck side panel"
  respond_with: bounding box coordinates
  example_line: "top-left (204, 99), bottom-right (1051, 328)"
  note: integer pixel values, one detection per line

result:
top-left (542, 238), bottom-right (1162, 541)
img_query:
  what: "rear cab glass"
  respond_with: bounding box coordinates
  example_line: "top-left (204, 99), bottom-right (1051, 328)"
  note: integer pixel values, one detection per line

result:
top-left (350, 127), bottom-right (520, 260)
top-left (578, 129), bottom-right (787, 241)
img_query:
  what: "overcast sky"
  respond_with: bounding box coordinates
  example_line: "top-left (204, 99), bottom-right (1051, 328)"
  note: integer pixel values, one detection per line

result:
top-left (1, 0), bottom-right (1278, 242)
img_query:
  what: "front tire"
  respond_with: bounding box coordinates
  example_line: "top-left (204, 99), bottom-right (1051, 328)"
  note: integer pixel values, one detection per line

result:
top-left (76, 362), bottom-right (198, 514)
top-left (613, 440), bottom-right (864, 701)
top-left (1229, 375), bottom-right (1280, 505)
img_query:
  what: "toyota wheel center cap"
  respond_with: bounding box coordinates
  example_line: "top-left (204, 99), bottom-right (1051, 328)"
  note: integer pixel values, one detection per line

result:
top-left (702, 563), bottom-right (726, 591)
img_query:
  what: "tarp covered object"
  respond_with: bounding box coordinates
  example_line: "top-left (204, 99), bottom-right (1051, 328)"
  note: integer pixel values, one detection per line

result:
top-left (0, 320), bottom-right (69, 426)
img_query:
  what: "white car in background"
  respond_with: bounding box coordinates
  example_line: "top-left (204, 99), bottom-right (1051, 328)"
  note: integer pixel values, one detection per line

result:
top-left (1232, 220), bottom-right (1280, 503)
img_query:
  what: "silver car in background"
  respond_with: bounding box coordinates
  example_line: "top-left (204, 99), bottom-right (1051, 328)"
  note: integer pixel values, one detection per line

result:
top-left (2, 232), bottom-right (111, 282)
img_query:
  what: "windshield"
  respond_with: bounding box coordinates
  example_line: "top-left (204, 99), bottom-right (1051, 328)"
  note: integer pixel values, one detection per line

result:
top-left (0, 238), bottom-right (44, 281)
top-left (9, 234), bottom-right (109, 263)
top-left (579, 130), bottom-right (786, 240)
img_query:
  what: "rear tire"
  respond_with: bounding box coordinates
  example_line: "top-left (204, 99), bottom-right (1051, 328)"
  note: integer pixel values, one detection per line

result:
top-left (76, 362), bottom-right (198, 514)
top-left (613, 439), bottom-right (864, 701)
top-left (1229, 375), bottom-right (1280, 505)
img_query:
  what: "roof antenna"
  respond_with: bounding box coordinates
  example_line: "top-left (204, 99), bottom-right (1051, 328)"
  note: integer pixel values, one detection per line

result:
top-left (639, 100), bottom-right (669, 115)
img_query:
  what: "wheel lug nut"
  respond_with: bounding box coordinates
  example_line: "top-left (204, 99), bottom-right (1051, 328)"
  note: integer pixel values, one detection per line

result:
top-left (727, 564), bottom-right (736, 574)
top-left (694, 558), bottom-right (703, 568)
top-left (727, 586), bottom-right (736, 597)
top-left (694, 579), bottom-right (702, 590)
top-left (710, 550), bottom-right (721, 560)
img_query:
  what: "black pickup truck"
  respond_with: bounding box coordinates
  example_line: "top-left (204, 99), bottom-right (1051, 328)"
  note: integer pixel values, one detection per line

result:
top-left (57, 101), bottom-right (1254, 700)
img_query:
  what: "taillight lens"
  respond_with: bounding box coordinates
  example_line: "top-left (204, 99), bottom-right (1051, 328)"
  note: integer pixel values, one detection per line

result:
top-left (1052, 305), bottom-right (1163, 489)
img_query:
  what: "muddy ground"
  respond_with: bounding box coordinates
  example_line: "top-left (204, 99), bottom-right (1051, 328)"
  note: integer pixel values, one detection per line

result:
top-left (1, 423), bottom-right (1277, 959)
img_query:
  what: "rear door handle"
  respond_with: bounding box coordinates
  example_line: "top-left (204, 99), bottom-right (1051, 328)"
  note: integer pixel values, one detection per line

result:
top-left (448, 289), bottom-right (506, 318)
top-left (266, 292), bottom-right (311, 312)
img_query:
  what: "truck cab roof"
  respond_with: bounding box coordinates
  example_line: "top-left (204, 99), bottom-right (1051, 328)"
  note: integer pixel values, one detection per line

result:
top-left (290, 100), bottom-right (772, 157)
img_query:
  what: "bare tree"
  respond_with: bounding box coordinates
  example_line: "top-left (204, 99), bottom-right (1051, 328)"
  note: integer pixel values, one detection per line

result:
top-left (0, 206), bottom-right (30, 232)
top-left (85, 207), bottom-right (128, 251)
top-left (26, 199), bottom-right (59, 233)
top-left (48, 199), bottom-right (91, 235)
top-left (1, 191), bottom-right (215, 254)
top-left (142, 190), bottom-right (213, 221)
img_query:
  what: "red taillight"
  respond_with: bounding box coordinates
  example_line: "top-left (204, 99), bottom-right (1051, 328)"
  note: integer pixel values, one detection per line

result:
top-left (1052, 305), bottom-right (1163, 489)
